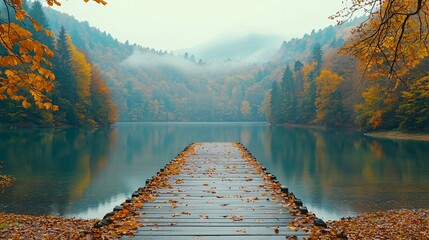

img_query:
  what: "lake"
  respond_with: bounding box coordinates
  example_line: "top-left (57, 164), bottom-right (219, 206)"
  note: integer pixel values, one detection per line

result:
top-left (0, 122), bottom-right (428, 221)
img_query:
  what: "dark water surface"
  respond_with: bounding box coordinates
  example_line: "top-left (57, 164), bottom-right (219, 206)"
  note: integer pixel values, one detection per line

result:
top-left (1, 123), bottom-right (428, 220)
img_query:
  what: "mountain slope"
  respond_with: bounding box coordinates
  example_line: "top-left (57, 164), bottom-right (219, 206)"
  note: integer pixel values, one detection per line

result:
top-left (44, 7), bottom-right (357, 122)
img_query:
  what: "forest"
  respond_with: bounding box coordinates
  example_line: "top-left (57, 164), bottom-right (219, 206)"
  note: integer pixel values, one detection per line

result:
top-left (0, 1), bottom-right (117, 127)
top-left (1, 0), bottom-right (428, 132)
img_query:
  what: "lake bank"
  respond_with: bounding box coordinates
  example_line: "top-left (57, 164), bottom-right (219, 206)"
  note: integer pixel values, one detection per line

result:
top-left (2, 209), bottom-right (428, 239)
top-left (308, 209), bottom-right (429, 239)
top-left (365, 131), bottom-right (429, 141)
top-left (283, 123), bottom-right (429, 142)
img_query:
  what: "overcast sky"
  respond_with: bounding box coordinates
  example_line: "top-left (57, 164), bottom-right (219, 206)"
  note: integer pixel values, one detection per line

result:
top-left (50, 0), bottom-right (345, 51)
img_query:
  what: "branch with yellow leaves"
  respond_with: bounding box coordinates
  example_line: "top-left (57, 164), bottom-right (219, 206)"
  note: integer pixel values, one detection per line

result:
top-left (0, 0), bottom-right (106, 110)
top-left (333, 0), bottom-right (429, 87)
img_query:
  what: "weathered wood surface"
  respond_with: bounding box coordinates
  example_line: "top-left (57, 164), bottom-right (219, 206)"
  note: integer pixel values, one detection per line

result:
top-left (125, 142), bottom-right (310, 239)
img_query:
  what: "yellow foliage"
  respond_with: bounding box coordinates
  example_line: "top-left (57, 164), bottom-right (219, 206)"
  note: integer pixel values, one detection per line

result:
top-left (240, 101), bottom-right (251, 116)
top-left (302, 63), bottom-right (316, 91)
top-left (355, 85), bottom-right (392, 129)
top-left (67, 36), bottom-right (91, 101)
top-left (0, 0), bottom-right (107, 110)
top-left (314, 69), bottom-right (344, 123)
top-left (338, 0), bottom-right (429, 82)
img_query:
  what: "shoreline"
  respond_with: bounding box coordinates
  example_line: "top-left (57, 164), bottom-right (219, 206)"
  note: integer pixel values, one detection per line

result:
top-left (282, 123), bottom-right (429, 142)
top-left (364, 131), bottom-right (429, 141)
top-left (1, 208), bottom-right (428, 239)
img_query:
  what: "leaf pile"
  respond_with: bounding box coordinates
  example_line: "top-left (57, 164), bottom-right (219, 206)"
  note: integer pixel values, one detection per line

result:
top-left (288, 208), bottom-right (429, 239)
top-left (307, 209), bottom-right (429, 239)
top-left (0, 212), bottom-right (97, 239)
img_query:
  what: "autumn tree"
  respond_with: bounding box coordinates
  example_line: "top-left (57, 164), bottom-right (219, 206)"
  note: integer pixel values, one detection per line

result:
top-left (315, 69), bottom-right (344, 127)
top-left (67, 35), bottom-right (92, 125)
top-left (0, 0), bottom-right (56, 110)
top-left (240, 100), bottom-right (251, 116)
top-left (334, 0), bottom-right (429, 81)
top-left (261, 91), bottom-right (271, 120)
top-left (89, 64), bottom-right (119, 126)
top-left (355, 83), bottom-right (400, 131)
top-left (397, 76), bottom-right (429, 132)
top-left (0, 0), bottom-right (106, 110)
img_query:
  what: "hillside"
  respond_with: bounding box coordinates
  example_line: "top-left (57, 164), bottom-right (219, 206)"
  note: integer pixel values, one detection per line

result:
top-left (43, 8), bottom-right (357, 122)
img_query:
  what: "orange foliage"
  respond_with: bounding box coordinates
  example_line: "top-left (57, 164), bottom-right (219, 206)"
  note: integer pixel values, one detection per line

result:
top-left (335, 0), bottom-right (429, 82)
top-left (314, 70), bottom-right (344, 123)
top-left (67, 36), bottom-right (91, 101)
top-left (0, 0), bottom-right (107, 110)
top-left (302, 63), bottom-right (316, 91)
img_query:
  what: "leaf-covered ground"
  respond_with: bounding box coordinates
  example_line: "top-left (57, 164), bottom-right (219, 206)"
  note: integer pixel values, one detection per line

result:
top-left (1, 209), bottom-right (428, 239)
top-left (306, 209), bottom-right (429, 239)
top-left (0, 212), bottom-right (97, 239)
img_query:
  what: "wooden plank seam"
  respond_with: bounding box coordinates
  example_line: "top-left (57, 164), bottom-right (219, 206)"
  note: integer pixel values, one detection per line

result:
top-left (92, 142), bottom-right (327, 239)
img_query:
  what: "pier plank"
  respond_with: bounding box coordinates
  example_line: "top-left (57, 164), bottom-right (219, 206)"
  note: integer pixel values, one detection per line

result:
top-left (118, 142), bottom-right (310, 239)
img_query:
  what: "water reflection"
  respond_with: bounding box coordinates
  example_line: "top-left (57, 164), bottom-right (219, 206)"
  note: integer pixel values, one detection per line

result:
top-left (251, 126), bottom-right (429, 220)
top-left (0, 128), bottom-right (118, 216)
top-left (0, 123), bottom-right (428, 220)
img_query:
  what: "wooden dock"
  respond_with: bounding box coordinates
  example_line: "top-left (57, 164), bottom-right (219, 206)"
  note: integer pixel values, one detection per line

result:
top-left (92, 142), bottom-right (324, 239)
top-left (117, 142), bottom-right (313, 239)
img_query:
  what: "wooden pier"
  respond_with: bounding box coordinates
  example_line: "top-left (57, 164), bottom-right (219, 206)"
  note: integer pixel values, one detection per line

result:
top-left (94, 142), bottom-right (323, 239)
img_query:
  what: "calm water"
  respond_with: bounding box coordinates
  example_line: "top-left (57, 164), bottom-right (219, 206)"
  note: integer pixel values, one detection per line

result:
top-left (0, 123), bottom-right (428, 220)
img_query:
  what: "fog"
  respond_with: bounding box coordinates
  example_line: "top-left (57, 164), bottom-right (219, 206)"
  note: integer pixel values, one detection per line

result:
top-left (121, 31), bottom-right (283, 73)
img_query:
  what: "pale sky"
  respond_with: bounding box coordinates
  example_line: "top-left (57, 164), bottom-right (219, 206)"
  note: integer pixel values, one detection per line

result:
top-left (50, 0), bottom-right (345, 51)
